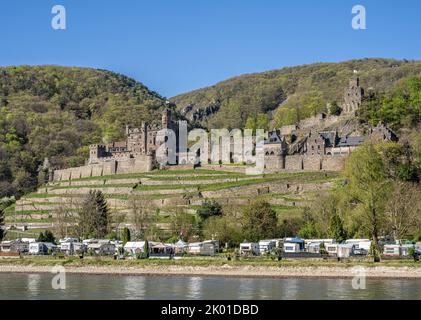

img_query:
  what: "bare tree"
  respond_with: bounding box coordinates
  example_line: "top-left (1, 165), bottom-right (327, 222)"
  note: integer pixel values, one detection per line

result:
top-left (53, 198), bottom-right (77, 239)
top-left (130, 198), bottom-right (153, 239)
top-left (385, 182), bottom-right (421, 240)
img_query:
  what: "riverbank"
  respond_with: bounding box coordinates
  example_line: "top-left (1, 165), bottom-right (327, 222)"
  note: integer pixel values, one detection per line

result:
top-left (1, 258), bottom-right (421, 279)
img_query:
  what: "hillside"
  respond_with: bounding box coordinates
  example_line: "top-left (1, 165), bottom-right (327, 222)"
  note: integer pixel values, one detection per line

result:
top-left (171, 58), bottom-right (421, 129)
top-left (7, 168), bottom-right (338, 240)
top-left (0, 66), bottom-right (169, 198)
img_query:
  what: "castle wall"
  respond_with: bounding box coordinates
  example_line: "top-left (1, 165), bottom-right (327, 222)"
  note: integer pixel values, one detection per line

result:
top-left (303, 155), bottom-right (322, 171)
top-left (264, 156), bottom-right (284, 170)
top-left (322, 156), bottom-right (345, 171)
top-left (284, 155), bottom-right (303, 171)
top-left (53, 157), bottom-right (152, 181)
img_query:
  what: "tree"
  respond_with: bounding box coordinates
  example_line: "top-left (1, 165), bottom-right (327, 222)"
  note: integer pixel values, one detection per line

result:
top-left (202, 215), bottom-right (242, 247)
top-left (143, 239), bottom-right (149, 259)
top-left (130, 198), bottom-right (152, 239)
top-left (241, 200), bottom-right (278, 242)
top-left (0, 207), bottom-right (5, 241)
top-left (37, 230), bottom-right (56, 244)
top-left (328, 214), bottom-right (348, 243)
top-left (77, 190), bottom-right (110, 239)
top-left (122, 227), bottom-right (131, 245)
top-left (197, 200), bottom-right (223, 220)
top-left (344, 141), bottom-right (392, 260)
top-left (384, 182), bottom-right (421, 239)
top-left (171, 208), bottom-right (197, 241)
top-left (329, 101), bottom-right (342, 116)
top-left (245, 113), bottom-right (269, 134)
top-left (53, 200), bottom-right (76, 239)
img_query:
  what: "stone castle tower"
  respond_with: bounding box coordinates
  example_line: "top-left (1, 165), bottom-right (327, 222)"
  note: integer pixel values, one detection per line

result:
top-left (343, 77), bottom-right (364, 114)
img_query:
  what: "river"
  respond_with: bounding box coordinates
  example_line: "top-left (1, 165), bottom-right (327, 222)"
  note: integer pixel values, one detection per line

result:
top-left (0, 273), bottom-right (420, 300)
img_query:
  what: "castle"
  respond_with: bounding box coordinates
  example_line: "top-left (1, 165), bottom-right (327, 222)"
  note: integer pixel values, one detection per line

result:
top-left (89, 109), bottom-right (182, 165)
top-left (52, 77), bottom-right (398, 181)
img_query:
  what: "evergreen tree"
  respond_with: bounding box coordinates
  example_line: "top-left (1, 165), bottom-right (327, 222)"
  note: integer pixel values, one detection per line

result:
top-left (122, 227), bottom-right (131, 245)
top-left (78, 190), bottom-right (110, 239)
top-left (37, 230), bottom-right (56, 243)
top-left (143, 239), bottom-right (149, 259)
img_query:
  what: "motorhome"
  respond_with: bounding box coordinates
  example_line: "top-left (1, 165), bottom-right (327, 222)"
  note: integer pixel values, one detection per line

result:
top-left (28, 242), bottom-right (56, 255)
top-left (326, 244), bottom-right (338, 256)
top-left (307, 242), bottom-right (321, 254)
top-left (87, 242), bottom-right (116, 256)
top-left (188, 242), bottom-right (215, 256)
top-left (283, 242), bottom-right (301, 253)
top-left (239, 242), bottom-right (260, 256)
top-left (345, 239), bottom-right (371, 255)
top-left (337, 244), bottom-right (355, 258)
top-left (383, 245), bottom-right (401, 257)
top-left (258, 240), bottom-right (277, 255)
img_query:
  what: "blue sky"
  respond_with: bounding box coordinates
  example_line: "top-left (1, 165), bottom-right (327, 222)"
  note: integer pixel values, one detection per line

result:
top-left (0, 0), bottom-right (420, 97)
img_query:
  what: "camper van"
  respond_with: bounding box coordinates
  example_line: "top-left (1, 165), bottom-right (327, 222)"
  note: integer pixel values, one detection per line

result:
top-left (307, 242), bottom-right (322, 254)
top-left (345, 239), bottom-right (371, 255)
top-left (29, 242), bottom-right (56, 255)
top-left (188, 242), bottom-right (215, 256)
top-left (60, 240), bottom-right (85, 256)
top-left (258, 240), bottom-right (277, 255)
top-left (326, 244), bottom-right (339, 256)
top-left (283, 242), bottom-right (301, 253)
top-left (337, 244), bottom-right (355, 258)
top-left (383, 245), bottom-right (401, 257)
top-left (239, 243), bottom-right (259, 256)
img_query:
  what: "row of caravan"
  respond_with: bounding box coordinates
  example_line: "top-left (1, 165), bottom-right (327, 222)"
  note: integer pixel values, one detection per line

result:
top-left (239, 238), bottom-right (421, 258)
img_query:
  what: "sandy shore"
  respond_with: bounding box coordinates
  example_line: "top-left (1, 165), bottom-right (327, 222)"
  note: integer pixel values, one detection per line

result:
top-left (1, 264), bottom-right (421, 279)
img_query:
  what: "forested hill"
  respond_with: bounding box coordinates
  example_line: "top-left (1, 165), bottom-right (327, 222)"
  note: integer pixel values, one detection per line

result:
top-left (171, 58), bottom-right (421, 129)
top-left (0, 66), bottom-right (168, 198)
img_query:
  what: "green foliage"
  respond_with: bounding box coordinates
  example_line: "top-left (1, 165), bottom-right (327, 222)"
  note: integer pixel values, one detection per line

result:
top-left (241, 200), bottom-right (278, 242)
top-left (328, 214), bottom-right (347, 243)
top-left (78, 190), bottom-right (111, 239)
top-left (202, 215), bottom-right (242, 246)
top-left (172, 58), bottom-right (421, 129)
top-left (245, 113), bottom-right (269, 133)
top-left (197, 200), bottom-right (223, 220)
top-left (37, 230), bottom-right (56, 244)
top-left (343, 141), bottom-right (393, 258)
top-left (359, 76), bottom-right (421, 130)
top-left (0, 66), bottom-right (168, 199)
top-left (143, 239), bottom-right (149, 259)
top-left (122, 227), bottom-right (131, 245)
top-left (329, 101), bottom-right (342, 116)
top-left (170, 208), bottom-right (198, 241)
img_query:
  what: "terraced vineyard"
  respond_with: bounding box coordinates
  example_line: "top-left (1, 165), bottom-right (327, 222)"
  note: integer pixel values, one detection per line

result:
top-left (8, 167), bottom-right (340, 236)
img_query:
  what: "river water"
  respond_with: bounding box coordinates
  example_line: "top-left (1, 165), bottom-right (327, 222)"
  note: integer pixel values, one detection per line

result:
top-left (0, 273), bottom-right (420, 300)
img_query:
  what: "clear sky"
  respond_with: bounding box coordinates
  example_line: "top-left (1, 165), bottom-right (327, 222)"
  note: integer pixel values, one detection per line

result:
top-left (0, 0), bottom-right (420, 97)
